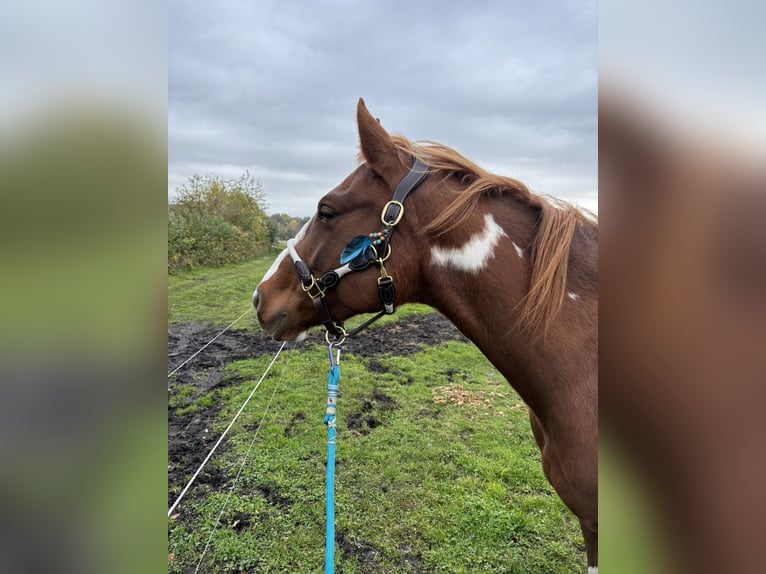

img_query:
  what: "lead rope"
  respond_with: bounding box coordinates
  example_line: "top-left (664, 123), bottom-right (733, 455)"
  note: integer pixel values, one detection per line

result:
top-left (324, 340), bottom-right (341, 573)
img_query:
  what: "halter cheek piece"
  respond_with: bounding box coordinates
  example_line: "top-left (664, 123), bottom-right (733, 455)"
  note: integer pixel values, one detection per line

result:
top-left (287, 157), bottom-right (429, 342)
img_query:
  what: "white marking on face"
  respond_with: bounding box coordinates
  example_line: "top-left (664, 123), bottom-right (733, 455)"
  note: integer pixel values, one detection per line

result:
top-left (259, 219), bottom-right (311, 284)
top-left (512, 241), bottom-right (525, 259)
top-left (430, 214), bottom-right (507, 274)
top-left (588, 567), bottom-right (597, 574)
top-left (567, 291), bottom-right (580, 301)
top-left (260, 249), bottom-right (288, 283)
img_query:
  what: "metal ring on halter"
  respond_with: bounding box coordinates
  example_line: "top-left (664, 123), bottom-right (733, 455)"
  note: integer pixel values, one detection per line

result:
top-left (370, 242), bottom-right (392, 263)
top-left (325, 326), bottom-right (347, 346)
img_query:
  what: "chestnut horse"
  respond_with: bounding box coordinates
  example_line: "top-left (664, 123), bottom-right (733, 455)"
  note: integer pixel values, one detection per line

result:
top-left (254, 99), bottom-right (598, 571)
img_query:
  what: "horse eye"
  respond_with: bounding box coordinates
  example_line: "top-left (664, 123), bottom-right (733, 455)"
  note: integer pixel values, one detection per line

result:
top-left (318, 205), bottom-right (339, 222)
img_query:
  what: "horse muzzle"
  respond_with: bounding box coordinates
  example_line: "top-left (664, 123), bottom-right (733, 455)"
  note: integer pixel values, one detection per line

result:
top-left (253, 287), bottom-right (309, 341)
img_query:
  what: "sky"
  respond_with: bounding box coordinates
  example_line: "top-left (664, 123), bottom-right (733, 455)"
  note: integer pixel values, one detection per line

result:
top-left (169, 0), bottom-right (597, 217)
top-left (600, 0), bottom-right (766, 151)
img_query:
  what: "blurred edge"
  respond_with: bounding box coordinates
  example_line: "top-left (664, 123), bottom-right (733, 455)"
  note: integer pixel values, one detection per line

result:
top-left (0, 1), bottom-right (167, 573)
top-left (600, 1), bottom-right (766, 573)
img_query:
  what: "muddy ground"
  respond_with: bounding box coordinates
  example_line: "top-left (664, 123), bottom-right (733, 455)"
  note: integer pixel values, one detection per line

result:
top-left (167, 313), bottom-right (468, 504)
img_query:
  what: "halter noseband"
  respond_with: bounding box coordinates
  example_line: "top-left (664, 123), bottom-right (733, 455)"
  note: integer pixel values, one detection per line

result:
top-left (287, 157), bottom-right (429, 342)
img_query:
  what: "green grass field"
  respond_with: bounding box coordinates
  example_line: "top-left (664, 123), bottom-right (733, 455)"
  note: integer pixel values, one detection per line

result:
top-left (168, 253), bottom-right (584, 573)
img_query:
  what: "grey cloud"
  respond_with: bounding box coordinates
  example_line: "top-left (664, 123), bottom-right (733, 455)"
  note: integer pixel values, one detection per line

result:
top-left (170, 0), bottom-right (597, 216)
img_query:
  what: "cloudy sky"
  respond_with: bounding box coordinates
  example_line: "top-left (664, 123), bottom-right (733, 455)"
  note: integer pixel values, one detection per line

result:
top-left (169, 0), bottom-right (597, 216)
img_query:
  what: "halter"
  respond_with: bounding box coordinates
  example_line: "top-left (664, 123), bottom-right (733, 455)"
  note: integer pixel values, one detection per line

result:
top-left (287, 157), bottom-right (429, 342)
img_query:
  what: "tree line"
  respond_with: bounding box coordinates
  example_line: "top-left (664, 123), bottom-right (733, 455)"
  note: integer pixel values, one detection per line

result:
top-left (268, 212), bottom-right (310, 241)
top-left (168, 172), bottom-right (310, 273)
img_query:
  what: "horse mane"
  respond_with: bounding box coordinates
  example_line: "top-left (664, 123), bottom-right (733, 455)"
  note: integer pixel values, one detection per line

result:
top-left (376, 134), bottom-right (597, 336)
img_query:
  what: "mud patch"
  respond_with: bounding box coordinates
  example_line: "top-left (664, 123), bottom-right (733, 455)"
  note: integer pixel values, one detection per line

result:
top-left (283, 412), bottom-right (306, 437)
top-left (256, 483), bottom-right (292, 510)
top-left (398, 542), bottom-right (427, 573)
top-left (226, 511), bottom-right (251, 532)
top-left (341, 312), bottom-right (468, 359)
top-left (444, 368), bottom-right (468, 384)
top-left (366, 358), bottom-right (388, 374)
top-left (366, 358), bottom-right (414, 385)
top-left (371, 388), bottom-right (397, 410)
top-left (168, 410), bottom-right (229, 507)
top-left (337, 530), bottom-right (382, 574)
top-left (168, 323), bottom-right (290, 388)
top-left (168, 323), bottom-right (299, 504)
top-left (346, 388), bottom-right (398, 435)
top-left (346, 412), bottom-right (378, 434)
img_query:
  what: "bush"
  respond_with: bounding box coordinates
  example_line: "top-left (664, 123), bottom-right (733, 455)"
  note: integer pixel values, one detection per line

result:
top-left (168, 172), bottom-right (273, 273)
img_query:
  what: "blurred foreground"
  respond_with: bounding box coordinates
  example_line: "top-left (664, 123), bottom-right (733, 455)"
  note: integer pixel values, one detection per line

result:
top-left (600, 10), bottom-right (765, 567)
top-left (0, 1), bottom-right (166, 572)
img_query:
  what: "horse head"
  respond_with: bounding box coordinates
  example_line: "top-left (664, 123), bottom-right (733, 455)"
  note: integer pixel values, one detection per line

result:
top-left (253, 99), bottom-right (431, 341)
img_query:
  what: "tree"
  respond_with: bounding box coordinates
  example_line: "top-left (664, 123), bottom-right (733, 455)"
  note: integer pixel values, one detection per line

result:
top-left (268, 213), bottom-right (310, 240)
top-left (168, 172), bottom-right (274, 273)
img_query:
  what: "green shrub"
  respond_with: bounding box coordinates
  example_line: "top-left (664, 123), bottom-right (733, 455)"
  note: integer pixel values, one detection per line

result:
top-left (168, 172), bottom-right (273, 273)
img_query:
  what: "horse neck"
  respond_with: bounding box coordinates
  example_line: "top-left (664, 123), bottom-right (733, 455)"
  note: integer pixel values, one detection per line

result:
top-left (411, 201), bottom-right (596, 417)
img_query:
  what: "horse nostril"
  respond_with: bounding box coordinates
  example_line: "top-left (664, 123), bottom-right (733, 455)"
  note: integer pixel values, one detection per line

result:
top-left (252, 288), bottom-right (260, 309)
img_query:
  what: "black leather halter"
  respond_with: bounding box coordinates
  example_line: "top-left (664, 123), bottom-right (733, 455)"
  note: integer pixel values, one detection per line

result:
top-left (287, 157), bottom-right (429, 342)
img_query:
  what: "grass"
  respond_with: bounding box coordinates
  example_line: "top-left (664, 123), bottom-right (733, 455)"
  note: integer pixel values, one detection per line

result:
top-left (168, 253), bottom-right (275, 327)
top-left (168, 257), bottom-right (584, 573)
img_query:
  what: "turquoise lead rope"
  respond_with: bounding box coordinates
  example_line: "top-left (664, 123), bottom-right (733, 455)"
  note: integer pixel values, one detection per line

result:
top-left (324, 342), bottom-right (341, 574)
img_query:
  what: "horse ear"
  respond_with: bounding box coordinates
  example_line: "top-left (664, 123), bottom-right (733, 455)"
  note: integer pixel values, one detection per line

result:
top-left (357, 98), bottom-right (400, 186)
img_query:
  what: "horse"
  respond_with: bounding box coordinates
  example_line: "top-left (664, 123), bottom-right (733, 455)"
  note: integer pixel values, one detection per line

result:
top-left (253, 98), bottom-right (598, 571)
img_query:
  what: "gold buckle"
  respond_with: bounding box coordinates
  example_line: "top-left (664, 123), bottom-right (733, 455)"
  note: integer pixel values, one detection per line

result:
top-left (301, 277), bottom-right (325, 299)
top-left (380, 201), bottom-right (405, 226)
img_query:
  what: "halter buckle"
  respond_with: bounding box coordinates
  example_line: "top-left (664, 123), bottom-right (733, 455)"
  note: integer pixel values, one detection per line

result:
top-left (301, 276), bottom-right (325, 299)
top-left (381, 201), bottom-right (405, 227)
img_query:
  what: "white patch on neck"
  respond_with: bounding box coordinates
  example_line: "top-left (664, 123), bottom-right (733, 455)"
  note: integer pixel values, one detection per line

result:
top-left (588, 567), bottom-right (597, 574)
top-left (512, 241), bottom-right (525, 259)
top-left (567, 291), bottom-right (580, 301)
top-left (260, 220), bottom-right (311, 283)
top-left (430, 214), bottom-right (507, 274)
